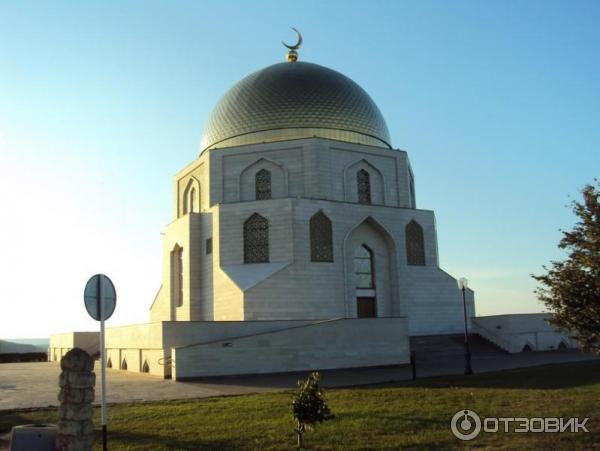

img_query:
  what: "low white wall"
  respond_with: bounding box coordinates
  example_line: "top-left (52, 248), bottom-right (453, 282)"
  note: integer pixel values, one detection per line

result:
top-left (105, 323), bottom-right (164, 348)
top-left (103, 320), bottom-right (323, 378)
top-left (162, 319), bottom-right (319, 348)
top-left (172, 317), bottom-right (410, 379)
top-left (49, 332), bottom-right (100, 361)
top-left (104, 323), bottom-right (167, 377)
top-left (472, 314), bottom-right (576, 353)
top-left (91, 318), bottom-right (409, 379)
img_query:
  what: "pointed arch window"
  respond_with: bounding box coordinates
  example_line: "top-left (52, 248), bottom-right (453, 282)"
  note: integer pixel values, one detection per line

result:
top-left (142, 360), bottom-right (150, 373)
top-left (354, 245), bottom-right (375, 288)
top-left (189, 187), bottom-right (197, 213)
top-left (121, 358), bottom-right (128, 370)
top-left (183, 180), bottom-right (200, 215)
top-left (255, 169), bottom-right (272, 200)
top-left (558, 341), bottom-right (568, 350)
top-left (357, 169), bottom-right (371, 204)
top-left (405, 220), bottom-right (425, 266)
top-left (171, 245), bottom-right (183, 306)
top-left (310, 211), bottom-right (333, 262)
top-left (244, 213), bottom-right (269, 263)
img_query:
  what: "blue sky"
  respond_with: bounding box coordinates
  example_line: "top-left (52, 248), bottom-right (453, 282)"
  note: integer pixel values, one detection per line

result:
top-left (1, 1), bottom-right (599, 338)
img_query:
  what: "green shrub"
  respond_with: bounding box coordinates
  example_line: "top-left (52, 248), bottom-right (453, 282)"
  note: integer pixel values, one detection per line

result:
top-left (291, 372), bottom-right (334, 448)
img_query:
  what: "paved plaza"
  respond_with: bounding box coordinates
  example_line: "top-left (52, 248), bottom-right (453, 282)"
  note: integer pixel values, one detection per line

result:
top-left (0, 349), bottom-right (597, 412)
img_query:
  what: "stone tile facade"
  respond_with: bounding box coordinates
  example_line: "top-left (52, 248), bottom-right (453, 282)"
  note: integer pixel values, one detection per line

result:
top-left (150, 137), bottom-right (475, 336)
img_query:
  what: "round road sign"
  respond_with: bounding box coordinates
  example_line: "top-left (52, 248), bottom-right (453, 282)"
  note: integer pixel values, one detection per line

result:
top-left (84, 274), bottom-right (116, 321)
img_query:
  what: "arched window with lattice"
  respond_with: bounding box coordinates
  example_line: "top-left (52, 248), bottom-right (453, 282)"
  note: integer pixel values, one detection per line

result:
top-left (310, 211), bottom-right (333, 262)
top-left (405, 220), bottom-right (425, 266)
top-left (357, 169), bottom-right (371, 204)
top-left (244, 213), bottom-right (269, 263)
top-left (255, 169), bottom-right (272, 200)
top-left (354, 244), bottom-right (375, 288)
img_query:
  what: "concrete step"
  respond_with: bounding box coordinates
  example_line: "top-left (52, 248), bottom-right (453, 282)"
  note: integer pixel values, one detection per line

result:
top-left (410, 334), bottom-right (507, 362)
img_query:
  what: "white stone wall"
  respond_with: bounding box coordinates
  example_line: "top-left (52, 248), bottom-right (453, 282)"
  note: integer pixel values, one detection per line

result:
top-left (215, 142), bottom-right (304, 204)
top-left (104, 320), bottom-right (322, 377)
top-left (208, 138), bottom-right (410, 208)
top-left (195, 211), bottom-right (215, 321)
top-left (150, 212), bottom-right (214, 322)
top-left (104, 323), bottom-right (168, 376)
top-left (152, 136), bottom-right (475, 336)
top-left (173, 154), bottom-right (209, 219)
top-left (400, 268), bottom-right (475, 335)
top-left (213, 196), bottom-right (473, 335)
top-left (172, 317), bottom-right (410, 379)
top-left (49, 332), bottom-right (100, 362)
top-left (472, 314), bottom-right (577, 352)
top-left (151, 215), bottom-right (190, 321)
top-left (189, 213), bottom-right (213, 320)
top-left (55, 136), bottom-right (482, 379)
top-left (239, 158), bottom-right (288, 201)
top-left (211, 204), bottom-right (244, 320)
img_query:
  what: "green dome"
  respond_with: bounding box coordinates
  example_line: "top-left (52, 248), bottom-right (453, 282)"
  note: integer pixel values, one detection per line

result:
top-left (200, 61), bottom-right (391, 153)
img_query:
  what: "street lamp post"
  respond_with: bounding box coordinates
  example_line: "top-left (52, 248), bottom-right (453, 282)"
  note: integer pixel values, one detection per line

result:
top-left (458, 277), bottom-right (474, 375)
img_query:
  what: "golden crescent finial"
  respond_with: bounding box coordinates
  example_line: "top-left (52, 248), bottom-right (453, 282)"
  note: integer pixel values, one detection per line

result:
top-left (282, 27), bottom-right (302, 62)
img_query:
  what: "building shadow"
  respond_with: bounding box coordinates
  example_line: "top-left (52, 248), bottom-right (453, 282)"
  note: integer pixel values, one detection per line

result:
top-left (371, 359), bottom-right (600, 390)
top-left (175, 351), bottom-right (600, 392)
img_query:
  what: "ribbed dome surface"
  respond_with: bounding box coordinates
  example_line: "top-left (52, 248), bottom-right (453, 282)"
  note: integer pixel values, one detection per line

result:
top-left (200, 61), bottom-right (391, 153)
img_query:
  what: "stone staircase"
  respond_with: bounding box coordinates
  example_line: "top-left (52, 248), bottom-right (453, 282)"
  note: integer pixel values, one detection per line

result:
top-left (410, 333), bottom-right (508, 363)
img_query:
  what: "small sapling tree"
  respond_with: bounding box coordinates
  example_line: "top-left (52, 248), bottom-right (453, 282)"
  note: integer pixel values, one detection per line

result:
top-left (291, 371), bottom-right (334, 448)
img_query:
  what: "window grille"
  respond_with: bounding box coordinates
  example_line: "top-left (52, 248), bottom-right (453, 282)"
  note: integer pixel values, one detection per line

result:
top-left (310, 212), bottom-right (333, 262)
top-left (354, 244), bottom-right (374, 288)
top-left (406, 220), bottom-right (425, 266)
top-left (255, 169), bottom-right (272, 200)
top-left (357, 169), bottom-right (371, 204)
top-left (244, 213), bottom-right (269, 263)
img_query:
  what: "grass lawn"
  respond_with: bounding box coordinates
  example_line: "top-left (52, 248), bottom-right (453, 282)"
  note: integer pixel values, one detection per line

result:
top-left (1, 360), bottom-right (599, 450)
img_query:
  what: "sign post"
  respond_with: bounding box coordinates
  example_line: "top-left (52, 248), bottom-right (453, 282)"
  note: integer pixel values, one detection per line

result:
top-left (84, 274), bottom-right (116, 451)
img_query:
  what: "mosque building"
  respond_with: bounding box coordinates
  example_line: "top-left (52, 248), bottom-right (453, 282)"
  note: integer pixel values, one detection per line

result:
top-left (50, 33), bottom-right (575, 379)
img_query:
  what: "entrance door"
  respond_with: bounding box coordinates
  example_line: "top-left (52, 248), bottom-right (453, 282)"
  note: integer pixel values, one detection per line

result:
top-left (357, 297), bottom-right (376, 318)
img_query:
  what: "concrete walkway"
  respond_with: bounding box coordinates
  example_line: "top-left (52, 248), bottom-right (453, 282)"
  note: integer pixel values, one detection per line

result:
top-left (0, 349), bottom-right (597, 412)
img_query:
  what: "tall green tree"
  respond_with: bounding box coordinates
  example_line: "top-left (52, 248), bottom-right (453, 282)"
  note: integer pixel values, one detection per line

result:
top-left (532, 180), bottom-right (600, 353)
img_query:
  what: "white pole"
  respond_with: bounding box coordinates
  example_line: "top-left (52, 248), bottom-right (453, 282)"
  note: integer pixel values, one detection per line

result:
top-left (99, 276), bottom-right (107, 450)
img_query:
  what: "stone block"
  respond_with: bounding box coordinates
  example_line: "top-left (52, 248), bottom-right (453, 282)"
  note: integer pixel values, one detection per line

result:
top-left (60, 348), bottom-right (94, 372)
top-left (59, 387), bottom-right (95, 404)
top-left (59, 403), bottom-right (93, 421)
top-left (56, 433), bottom-right (94, 451)
top-left (57, 420), bottom-right (94, 437)
top-left (65, 372), bottom-right (96, 388)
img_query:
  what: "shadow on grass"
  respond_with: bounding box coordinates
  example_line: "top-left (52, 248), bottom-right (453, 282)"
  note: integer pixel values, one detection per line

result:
top-left (378, 360), bottom-right (600, 390)
top-left (98, 428), bottom-right (238, 451)
top-left (0, 412), bottom-right (239, 450)
top-left (0, 411), bottom-right (56, 434)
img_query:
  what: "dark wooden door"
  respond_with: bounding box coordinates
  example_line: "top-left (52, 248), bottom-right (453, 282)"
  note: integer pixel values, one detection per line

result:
top-left (357, 297), bottom-right (376, 318)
